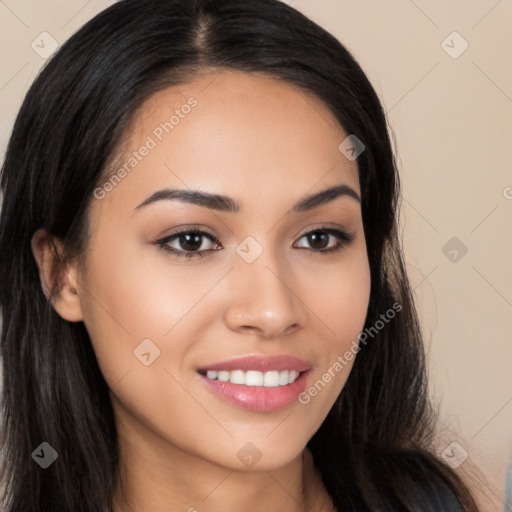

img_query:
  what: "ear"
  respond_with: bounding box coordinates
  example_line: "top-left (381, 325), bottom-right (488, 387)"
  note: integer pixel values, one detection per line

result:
top-left (30, 228), bottom-right (84, 322)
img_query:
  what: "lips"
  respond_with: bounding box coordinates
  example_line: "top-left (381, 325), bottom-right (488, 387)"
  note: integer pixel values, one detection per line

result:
top-left (196, 355), bottom-right (312, 411)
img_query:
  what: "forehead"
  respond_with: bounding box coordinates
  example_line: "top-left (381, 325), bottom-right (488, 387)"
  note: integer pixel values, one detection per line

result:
top-left (97, 69), bottom-right (360, 218)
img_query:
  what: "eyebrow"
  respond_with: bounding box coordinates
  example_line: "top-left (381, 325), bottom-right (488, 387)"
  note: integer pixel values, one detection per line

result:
top-left (134, 183), bottom-right (360, 214)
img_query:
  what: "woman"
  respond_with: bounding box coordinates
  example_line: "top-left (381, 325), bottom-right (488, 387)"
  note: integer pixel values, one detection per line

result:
top-left (0, 0), bottom-right (481, 510)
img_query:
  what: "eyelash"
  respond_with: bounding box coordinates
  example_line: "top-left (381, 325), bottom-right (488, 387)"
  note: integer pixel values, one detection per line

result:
top-left (155, 226), bottom-right (354, 260)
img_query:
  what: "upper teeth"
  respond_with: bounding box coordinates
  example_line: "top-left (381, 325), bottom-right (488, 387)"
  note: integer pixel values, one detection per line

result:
top-left (205, 369), bottom-right (300, 387)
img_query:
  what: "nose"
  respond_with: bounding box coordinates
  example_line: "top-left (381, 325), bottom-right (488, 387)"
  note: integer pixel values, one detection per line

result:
top-left (223, 248), bottom-right (308, 340)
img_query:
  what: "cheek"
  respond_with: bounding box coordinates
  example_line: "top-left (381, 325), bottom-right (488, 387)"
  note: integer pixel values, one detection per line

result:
top-left (78, 236), bottom-right (178, 384)
top-left (298, 247), bottom-right (371, 408)
top-left (78, 231), bottom-right (238, 390)
top-left (305, 244), bottom-right (371, 345)
top-left (81, 234), bottom-right (197, 332)
top-left (326, 264), bottom-right (370, 335)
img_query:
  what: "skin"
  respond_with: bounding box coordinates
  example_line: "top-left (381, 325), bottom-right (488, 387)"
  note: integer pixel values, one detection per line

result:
top-left (32, 69), bottom-right (371, 512)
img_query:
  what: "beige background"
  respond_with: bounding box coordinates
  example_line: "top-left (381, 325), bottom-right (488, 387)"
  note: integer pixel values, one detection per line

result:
top-left (1, 0), bottom-right (511, 509)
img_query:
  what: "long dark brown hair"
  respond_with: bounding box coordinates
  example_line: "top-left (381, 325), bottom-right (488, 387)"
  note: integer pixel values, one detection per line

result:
top-left (0, 0), bottom-right (480, 510)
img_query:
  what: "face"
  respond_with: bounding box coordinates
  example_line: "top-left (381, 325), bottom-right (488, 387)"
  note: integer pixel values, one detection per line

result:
top-left (71, 69), bottom-right (371, 471)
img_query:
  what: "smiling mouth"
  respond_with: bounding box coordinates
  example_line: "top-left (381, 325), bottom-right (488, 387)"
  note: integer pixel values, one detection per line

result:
top-left (197, 369), bottom-right (302, 387)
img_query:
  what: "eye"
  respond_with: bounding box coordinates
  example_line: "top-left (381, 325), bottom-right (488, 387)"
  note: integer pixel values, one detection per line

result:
top-left (156, 229), bottom-right (221, 259)
top-left (293, 227), bottom-right (354, 254)
top-left (155, 226), bottom-right (354, 260)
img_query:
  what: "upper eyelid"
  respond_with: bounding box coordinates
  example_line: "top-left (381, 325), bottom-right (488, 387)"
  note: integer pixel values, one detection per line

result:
top-left (160, 228), bottom-right (217, 243)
